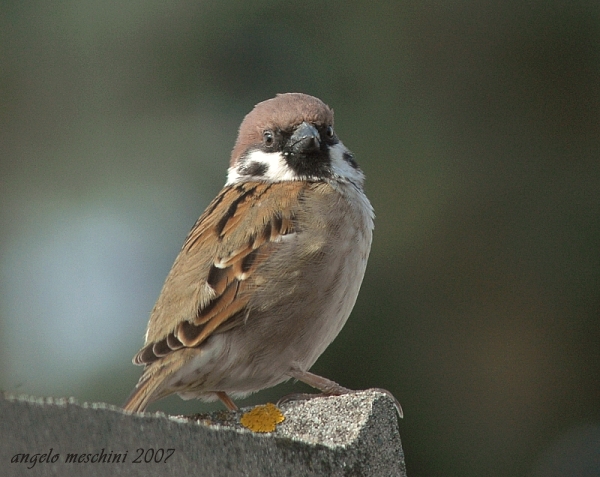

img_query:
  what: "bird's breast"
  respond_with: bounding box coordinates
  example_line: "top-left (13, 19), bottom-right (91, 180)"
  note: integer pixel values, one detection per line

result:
top-left (240, 180), bottom-right (374, 368)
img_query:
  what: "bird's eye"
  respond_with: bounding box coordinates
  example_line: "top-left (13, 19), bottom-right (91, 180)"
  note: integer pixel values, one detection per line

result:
top-left (326, 125), bottom-right (334, 138)
top-left (263, 130), bottom-right (274, 146)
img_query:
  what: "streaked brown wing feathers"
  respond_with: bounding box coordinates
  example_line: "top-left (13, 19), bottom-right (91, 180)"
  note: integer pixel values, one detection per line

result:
top-left (134, 181), bottom-right (305, 366)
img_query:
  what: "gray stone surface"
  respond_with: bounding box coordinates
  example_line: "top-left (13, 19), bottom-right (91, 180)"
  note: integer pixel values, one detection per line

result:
top-left (1, 390), bottom-right (407, 477)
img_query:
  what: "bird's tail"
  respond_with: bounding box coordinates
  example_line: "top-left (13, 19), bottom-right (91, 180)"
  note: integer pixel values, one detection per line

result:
top-left (122, 362), bottom-right (175, 413)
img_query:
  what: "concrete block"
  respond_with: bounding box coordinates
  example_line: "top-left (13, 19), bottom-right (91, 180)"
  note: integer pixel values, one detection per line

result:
top-left (1, 390), bottom-right (407, 476)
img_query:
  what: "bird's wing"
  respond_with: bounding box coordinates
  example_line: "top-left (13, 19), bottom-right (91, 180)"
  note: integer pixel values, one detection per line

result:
top-left (133, 181), bottom-right (306, 366)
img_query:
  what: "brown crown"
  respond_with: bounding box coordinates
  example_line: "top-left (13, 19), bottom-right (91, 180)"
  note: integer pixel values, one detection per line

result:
top-left (230, 93), bottom-right (334, 166)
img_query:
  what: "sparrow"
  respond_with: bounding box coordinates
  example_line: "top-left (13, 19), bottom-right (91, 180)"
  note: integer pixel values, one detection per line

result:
top-left (123, 93), bottom-right (378, 414)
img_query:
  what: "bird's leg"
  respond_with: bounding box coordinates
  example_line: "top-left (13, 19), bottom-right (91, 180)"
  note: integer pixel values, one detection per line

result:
top-left (215, 391), bottom-right (238, 411)
top-left (289, 370), bottom-right (353, 394)
top-left (277, 370), bottom-right (351, 407)
top-left (281, 370), bottom-right (404, 418)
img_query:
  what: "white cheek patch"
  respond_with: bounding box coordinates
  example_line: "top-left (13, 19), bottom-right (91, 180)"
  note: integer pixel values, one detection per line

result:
top-left (329, 142), bottom-right (365, 185)
top-left (226, 150), bottom-right (297, 185)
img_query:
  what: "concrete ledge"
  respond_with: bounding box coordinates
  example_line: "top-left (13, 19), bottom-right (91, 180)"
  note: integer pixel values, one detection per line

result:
top-left (1, 390), bottom-right (407, 476)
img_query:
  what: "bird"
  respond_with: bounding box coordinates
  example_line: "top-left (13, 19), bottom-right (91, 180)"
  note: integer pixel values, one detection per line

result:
top-left (123, 92), bottom-right (381, 414)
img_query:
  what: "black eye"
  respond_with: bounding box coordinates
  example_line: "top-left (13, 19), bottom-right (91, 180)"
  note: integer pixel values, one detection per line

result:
top-left (326, 125), bottom-right (334, 138)
top-left (263, 130), bottom-right (274, 146)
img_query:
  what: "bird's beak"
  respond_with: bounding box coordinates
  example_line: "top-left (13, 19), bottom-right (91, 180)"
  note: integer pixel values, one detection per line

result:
top-left (289, 122), bottom-right (320, 154)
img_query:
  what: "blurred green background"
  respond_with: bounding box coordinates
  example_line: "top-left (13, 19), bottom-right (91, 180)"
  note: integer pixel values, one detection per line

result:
top-left (1, 1), bottom-right (599, 476)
